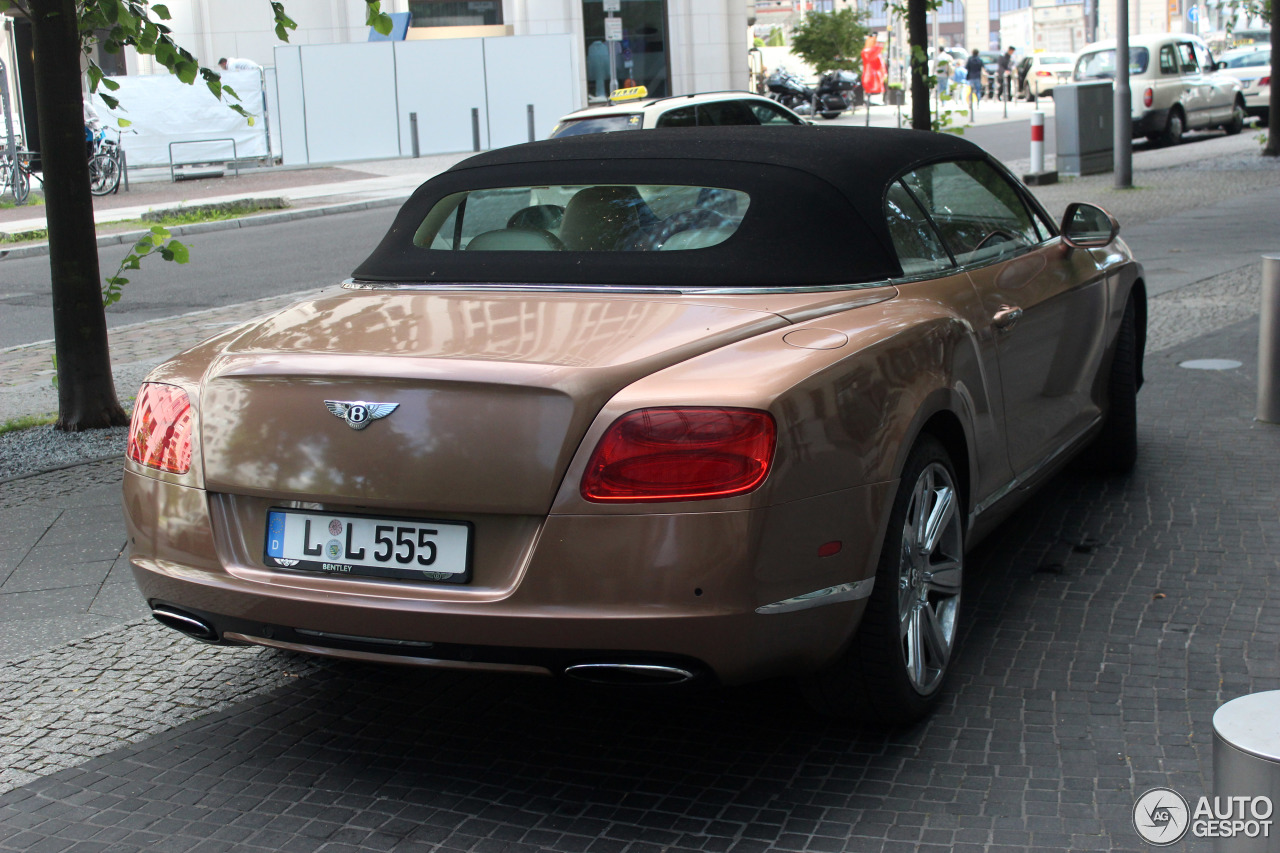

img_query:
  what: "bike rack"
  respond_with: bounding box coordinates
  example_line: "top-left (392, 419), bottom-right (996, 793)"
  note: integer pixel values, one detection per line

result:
top-left (168, 138), bottom-right (240, 182)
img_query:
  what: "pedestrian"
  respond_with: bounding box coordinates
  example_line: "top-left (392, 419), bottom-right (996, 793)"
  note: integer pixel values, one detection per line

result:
top-left (935, 47), bottom-right (952, 100)
top-left (965, 49), bottom-right (985, 110)
top-left (218, 57), bottom-right (261, 72)
top-left (996, 46), bottom-right (1016, 101)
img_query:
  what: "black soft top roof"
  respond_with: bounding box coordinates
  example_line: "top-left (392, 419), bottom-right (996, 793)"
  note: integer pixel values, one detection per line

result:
top-left (353, 126), bottom-right (995, 287)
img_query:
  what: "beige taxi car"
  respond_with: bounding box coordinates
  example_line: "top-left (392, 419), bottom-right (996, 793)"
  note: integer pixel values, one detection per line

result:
top-left (1074, 33), bottom-right (1246, 144)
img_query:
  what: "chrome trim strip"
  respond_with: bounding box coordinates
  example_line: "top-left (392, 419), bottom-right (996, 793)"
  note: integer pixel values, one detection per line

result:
top-left (970, 416), bottom-right (1103, 519)
top-left (342, 278), bottom-right (893, 296)
top-left (563, 663), bottom-right (696, 683)
top-left (294, 628), bottom-right (433, 648)
top-left (755, 578), bottom-right (875, 615)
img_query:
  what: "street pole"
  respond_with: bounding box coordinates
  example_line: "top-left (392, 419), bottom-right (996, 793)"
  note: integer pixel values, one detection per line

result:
top-left (1114, 0), bottom-right (1132, 188)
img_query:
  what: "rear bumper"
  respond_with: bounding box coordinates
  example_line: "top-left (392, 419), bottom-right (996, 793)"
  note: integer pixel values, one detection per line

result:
top-left (1132, 108), bottom-right (1170, 138)
top-left (125, 470), bottom-right (893, 685)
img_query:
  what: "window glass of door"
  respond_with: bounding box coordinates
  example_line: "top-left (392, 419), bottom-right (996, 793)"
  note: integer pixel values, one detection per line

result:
top-left (409, 1), bottom-right (501, 26)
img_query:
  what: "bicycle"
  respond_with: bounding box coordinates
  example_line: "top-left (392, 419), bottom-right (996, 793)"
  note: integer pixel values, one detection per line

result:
top-left (0, 146), bottom-right (31, 204)
top-left (88, 127), bottom-right (124, 196)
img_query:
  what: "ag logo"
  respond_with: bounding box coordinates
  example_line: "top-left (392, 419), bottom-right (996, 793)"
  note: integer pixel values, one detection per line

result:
top-left (1134, 787), bottom-right (1190, 845)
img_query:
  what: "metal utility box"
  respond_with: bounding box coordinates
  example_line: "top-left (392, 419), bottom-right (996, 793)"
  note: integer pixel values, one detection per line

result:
top-left (1054, 81), bottom-right (1113, 176)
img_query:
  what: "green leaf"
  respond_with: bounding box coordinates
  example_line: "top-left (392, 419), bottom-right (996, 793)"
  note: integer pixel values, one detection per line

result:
top-left (222, 84), bottom-right (240, 100)
top-left (87, 65), bottom-right (103, 92)
top-left (364, 1), bottom-right (393, 35)
top-left (150, 225), bottom-right (171, 237)
top-left (168, 241), bottom-right (190, 263)
top-left (101, 76), bottom-right (121, 91)
top-left (101, 0), bottom-right (120, 24)
top-left (174, 60), bottom-right (198, 85)
top-left (117, 118), bottom-right (132, 128)
top-left (155, 41), bottom-right (176, 68)
top-left (100, 94), bottom-right (120, 110)
top-left (152, 3), bottom-right (172, 20)
top-left (206, 78), bottom-right (223, 100)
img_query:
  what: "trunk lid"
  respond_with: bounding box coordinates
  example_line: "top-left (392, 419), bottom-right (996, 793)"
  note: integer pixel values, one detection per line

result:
top-left (199, 290), bottom-right (789, 514)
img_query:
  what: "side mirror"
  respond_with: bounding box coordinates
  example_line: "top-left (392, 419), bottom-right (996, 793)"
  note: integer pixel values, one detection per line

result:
top-left (1060, 201), bottom-right (1119, 248)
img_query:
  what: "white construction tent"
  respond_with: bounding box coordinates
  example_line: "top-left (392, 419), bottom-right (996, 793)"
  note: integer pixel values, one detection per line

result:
top-left (83, 33), bottom-right (579, 173)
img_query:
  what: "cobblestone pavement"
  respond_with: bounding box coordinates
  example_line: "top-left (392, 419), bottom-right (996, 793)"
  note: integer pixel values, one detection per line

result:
top-left (1, 318), bottom-right (1277, 852)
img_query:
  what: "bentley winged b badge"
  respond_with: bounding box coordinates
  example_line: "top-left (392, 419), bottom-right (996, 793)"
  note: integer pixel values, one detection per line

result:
top-left (324, 400), bottom-right (399, 430)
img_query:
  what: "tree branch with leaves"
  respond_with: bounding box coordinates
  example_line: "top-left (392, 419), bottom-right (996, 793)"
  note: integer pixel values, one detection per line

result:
top-left (0, 0), bottom-right (391, 430)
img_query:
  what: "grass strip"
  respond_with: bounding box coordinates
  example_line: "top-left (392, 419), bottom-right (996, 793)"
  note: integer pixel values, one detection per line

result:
top-left (0, 197), bottom-right (289, 245)
top-left (0, 413), bottom-right (57, 436)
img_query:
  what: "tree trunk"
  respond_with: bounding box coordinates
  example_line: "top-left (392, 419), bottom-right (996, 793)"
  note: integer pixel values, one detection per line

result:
top-left (1266, 22), bottom-right (1278, 157)
top-left (29, 0), bottom-right (129, 430)
top-left (908, 0), bottom-right (930, 130)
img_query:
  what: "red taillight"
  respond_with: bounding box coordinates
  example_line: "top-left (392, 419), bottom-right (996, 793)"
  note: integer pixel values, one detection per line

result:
top-left (1261, 76), bottom-right (1271, 86)
top-left (128, 383), bottom-right (194, 474)
top-left (1036, 70), bottom-right (1053, 77)
top-left (581, 407), bottom-right (776, 502)
top-left (1144, 87), bottom-right (1154, 108)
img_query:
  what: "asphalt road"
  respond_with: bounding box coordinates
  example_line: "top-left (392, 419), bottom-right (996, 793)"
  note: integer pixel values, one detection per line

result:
top-left (0, 207), bottom-right (395, 349)
top-left (0, 119), bottom-right (1251, 349)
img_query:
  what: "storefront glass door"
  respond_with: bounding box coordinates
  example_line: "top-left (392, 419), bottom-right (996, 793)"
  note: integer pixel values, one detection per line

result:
top-left (583, 0), bottom-right (669, 102)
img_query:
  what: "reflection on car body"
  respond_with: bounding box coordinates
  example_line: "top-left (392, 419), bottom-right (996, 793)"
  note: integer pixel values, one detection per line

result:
top-left (124, 127), bottom-right (1146, 722)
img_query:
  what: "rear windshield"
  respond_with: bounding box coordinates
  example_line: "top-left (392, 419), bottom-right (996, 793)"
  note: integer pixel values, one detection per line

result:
top-left (1039, 55), bottom-right (1073, 65)
top-left (413, 184), bottom-right (751, 252)
top-left (1221, 49), bottom-right (1270, 68)
top-left (1074, 47), bottom-right (1150, 79)
top-left (549, 115), bottom-right (642, 138)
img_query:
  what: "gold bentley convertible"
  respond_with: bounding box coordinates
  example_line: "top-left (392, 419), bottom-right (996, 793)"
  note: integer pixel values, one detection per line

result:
top-left (123, 127), bottom-right (1145, 721)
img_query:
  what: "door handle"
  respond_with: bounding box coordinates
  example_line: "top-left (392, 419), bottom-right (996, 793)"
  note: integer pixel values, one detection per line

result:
top-left (992, 305), bottom-right (1023, 331)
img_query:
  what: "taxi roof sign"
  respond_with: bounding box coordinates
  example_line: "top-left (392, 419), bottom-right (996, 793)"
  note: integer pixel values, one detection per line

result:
top-left (609, 86), bottom-right (648, 103)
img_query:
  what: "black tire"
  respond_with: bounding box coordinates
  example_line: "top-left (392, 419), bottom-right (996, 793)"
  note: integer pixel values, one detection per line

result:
top-left (13, 165), bottom-right (28, 204)
top-left (1224, 100), bottom-right (1245, 135)
top-left (820, 111), bottom-right (842, 120)
top-left (1083, 295), bottom-right (1139, 474)
top-left (801, 435), bottom-right (964, 723)
top-left (1159, 109), bottom-right (1184, 146)
top-left (89, 153), bottom-right (120, 196)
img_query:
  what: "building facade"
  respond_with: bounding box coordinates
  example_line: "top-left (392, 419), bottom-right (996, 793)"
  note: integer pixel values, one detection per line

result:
top-left (122, 0), bottom-right (750, 104)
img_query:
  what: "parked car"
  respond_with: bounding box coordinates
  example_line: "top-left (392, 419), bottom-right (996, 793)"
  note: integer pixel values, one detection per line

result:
top-left (1218, 45), bottom-right (1271, 125)
top-left (1020, 51), bottom-right (1076, 99)
top-left (549, 89), bottom-right (806, 137)
top-left (1073, 33), bottom-right (1246, 144)
top-left (123, 126), bottom-right (1146, 723)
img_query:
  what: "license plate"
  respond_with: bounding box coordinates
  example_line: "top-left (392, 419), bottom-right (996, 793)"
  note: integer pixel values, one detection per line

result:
top-left (264, 509), bottom-right (472, 583)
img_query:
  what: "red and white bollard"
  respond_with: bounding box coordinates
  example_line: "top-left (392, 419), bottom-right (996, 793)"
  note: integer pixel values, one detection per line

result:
top-left (1030, 110), bottom-right (1045, 174)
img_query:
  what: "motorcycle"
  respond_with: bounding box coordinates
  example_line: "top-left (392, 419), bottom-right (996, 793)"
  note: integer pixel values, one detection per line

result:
top-left (814, 69), bottom-right (864, 118)
top-left (768, 67), bottom-right (863, 120)
top-left (766, 68), bottom-right (818, 116)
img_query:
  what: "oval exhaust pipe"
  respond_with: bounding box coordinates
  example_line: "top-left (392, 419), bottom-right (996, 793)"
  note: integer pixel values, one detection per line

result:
top-left (151, 605), bottom-right (219, 642)
top-left (563, 663), bottom-right (696, 686)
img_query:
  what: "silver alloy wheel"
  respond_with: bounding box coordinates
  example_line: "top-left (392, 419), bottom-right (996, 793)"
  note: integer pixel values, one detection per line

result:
top-left (896, 461), bottom-right (963, 694)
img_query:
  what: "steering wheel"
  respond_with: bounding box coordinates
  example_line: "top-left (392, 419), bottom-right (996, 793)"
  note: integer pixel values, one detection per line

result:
top-left (974, 229), bottom-right (1018, 251)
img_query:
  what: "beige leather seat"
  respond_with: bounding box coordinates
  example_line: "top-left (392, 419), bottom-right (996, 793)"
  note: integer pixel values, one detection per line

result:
top-left (558, 186), bottom-right (653, 251)
top-left (465, 228), bottom-right (564, 251)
